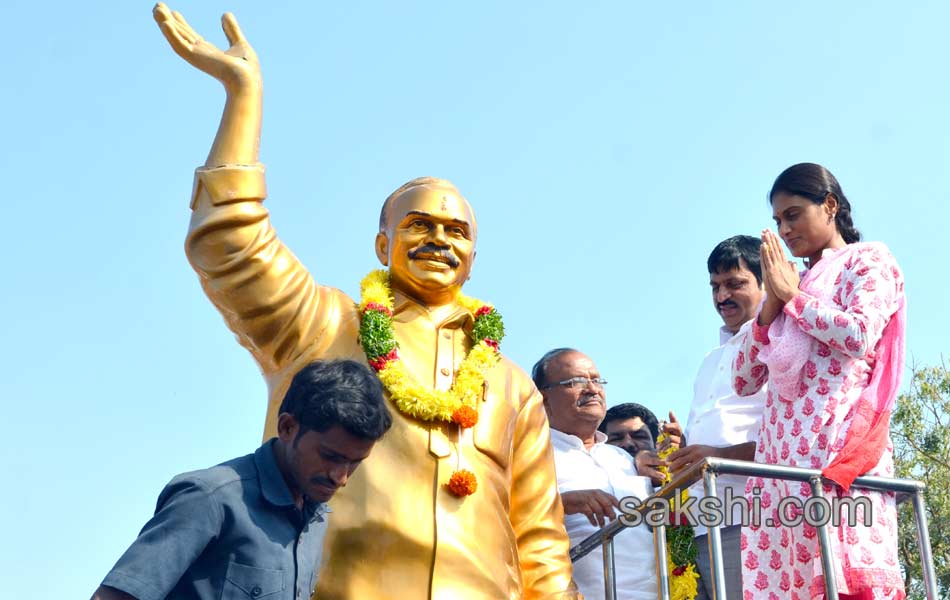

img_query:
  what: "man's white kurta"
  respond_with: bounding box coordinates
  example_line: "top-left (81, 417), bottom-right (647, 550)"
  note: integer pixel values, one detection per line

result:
top-left (551, 429), bottom-right (657, 600)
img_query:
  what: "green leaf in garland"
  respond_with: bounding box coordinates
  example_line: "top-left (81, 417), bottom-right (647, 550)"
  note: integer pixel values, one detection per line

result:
top-left (668, 524), bottom-right (697, 566)
top-left (472, 308), bottom-right (505, 343)
top-left (359, 310), bottom-right (397, 358)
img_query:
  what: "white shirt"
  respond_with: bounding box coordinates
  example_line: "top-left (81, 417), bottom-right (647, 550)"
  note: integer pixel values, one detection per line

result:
top-left (550, 429), bottom-right (657, 600)
top-left (684, 320), bottom-right (767, 536)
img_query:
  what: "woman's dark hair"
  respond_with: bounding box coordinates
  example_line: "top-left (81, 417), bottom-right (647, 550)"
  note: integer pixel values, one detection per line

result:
top-left (769, 163), bottom-right (861, 244)
top-left (279, 359), bottom-right (392, 441)
top-left (707, 235), bottom-right (763, 285)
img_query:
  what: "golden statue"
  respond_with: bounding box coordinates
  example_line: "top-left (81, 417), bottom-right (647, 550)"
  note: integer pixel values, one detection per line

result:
top-left (153, 5), bottom-right (579, 599)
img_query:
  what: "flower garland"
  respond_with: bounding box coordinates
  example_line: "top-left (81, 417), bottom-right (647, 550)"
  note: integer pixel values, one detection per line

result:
top-left (656, 432), bottom-right (700, 600)
top-left (358, 269), bottom-right (505, 497)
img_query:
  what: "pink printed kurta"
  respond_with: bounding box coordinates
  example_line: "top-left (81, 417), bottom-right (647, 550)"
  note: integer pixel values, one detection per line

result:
top-left (733, 242), bottom-right (906, 600)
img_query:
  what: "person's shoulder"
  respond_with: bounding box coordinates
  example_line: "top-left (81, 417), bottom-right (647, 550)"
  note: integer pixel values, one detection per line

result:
top-left (693, 329), bottom-right (736, 380)
top-left (167, 451), bottom-right (258, 497)
top-left (697, 339), bottom-right (727, 368)
top-left (849, 241), bottom-right (898, 265)
top-left (853, 240), bottom-right (890, 252)
top-left (846, 241), bottom-right (903, 282)
top-left (497, 354), bottom-right (536, 396)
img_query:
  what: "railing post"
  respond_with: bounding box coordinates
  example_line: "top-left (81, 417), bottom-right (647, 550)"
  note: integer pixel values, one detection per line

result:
top-left (603, 537), bottom-right (617, 600)
top-left (911, 488), bottom-right (939, 599)
top-left (654, 520), bottom-right (670, 600)
top-left (703, 468), bottom-right (726, 600)
top-left (808, 476), bottom-right (839, 599)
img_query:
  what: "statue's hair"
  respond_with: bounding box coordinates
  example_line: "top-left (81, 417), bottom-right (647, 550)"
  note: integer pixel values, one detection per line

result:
top-left (378, 177), bottom-right (464, 233)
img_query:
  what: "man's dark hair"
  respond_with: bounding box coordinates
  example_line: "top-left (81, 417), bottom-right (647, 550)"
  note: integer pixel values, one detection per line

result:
top-left (531, 348), bottom-right (579, 390)
top-left (707, 235), bottom-right (763, 285)
top-left (599, 403), bottom-right (659, 444)
top-left (279, 360), bottom-right (392, 441)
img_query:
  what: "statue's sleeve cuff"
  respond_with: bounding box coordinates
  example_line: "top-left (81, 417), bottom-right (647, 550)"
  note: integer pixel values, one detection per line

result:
top-left (190, 163), bottom-right (267, 209)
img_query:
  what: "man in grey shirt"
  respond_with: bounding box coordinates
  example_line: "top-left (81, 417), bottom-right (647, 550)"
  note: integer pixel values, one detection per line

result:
top-left (91, 360), bottom-right (392, 600)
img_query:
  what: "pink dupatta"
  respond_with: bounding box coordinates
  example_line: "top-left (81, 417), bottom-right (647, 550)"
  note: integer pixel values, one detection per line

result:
top-left (756, 242), bottom-right (906, 491)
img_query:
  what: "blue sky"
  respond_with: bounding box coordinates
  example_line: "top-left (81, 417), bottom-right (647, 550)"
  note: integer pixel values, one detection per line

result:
top-left (2, 1), bottom-right (948, 596)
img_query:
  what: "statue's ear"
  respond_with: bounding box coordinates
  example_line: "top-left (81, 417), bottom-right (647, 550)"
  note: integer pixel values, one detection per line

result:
top-left (375, 232), bottom-right (389, 266)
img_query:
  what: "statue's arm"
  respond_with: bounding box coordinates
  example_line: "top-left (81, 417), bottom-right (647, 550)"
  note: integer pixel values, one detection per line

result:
top-left (509, 387), bottom-right (581, 600)
top-left (154, 5), bottom-right (346, 374)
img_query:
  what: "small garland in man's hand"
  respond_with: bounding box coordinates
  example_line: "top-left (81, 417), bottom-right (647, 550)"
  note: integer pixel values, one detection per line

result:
top-left (657, 432), bottom-right (700, 600)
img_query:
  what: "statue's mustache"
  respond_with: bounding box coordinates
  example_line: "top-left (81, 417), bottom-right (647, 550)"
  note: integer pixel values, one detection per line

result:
top-left (408, 244), bottom-right (460, 267)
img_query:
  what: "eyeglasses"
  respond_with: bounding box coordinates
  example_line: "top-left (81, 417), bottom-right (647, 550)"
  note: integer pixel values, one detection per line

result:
top-left (540, 377), bottom-right (608, 390)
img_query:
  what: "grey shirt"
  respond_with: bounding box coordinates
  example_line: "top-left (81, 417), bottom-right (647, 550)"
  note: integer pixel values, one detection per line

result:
top-left (102, 439), bottom-right (329, 600)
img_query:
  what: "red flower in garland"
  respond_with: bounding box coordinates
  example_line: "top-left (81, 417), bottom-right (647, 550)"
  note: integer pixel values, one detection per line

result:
top-left (475, 305), bottom-right (493, 317)
top-left (452, 405), bottom-right (479, 428)
top-left (672, 565), bottom-right (686, 577)
top-left (369, 348), bottom-right (398, 372)
top-left (483, 338), bottom-right (499, 351)
top-left (364, 302), bottom-right (393, 316)
top-left (447, 470), bottom-right (478, 496)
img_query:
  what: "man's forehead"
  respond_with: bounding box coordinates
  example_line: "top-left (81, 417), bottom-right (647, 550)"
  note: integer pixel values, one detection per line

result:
top-left (607, 417), bottom-right (645, 432)
top-left (550, 352), bottom-right (597, 375)
top-left (387, 184), bottom-right (476, 225)
top-left (313, 428), bottom-right (375, 460)
top-left (710, 263), bottom-right (754, 283)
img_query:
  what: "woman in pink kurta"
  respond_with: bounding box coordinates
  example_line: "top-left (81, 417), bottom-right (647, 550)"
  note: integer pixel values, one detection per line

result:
top-left (733, 163), bottom-right (906, 600)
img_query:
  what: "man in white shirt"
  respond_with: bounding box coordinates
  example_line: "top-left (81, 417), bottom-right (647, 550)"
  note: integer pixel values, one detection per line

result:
top-left (533, 349), bottom-right (657, 600)
top-left (665, 235), bottom-right (768, 600)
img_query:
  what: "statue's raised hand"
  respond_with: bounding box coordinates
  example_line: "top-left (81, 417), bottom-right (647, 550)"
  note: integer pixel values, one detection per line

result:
top-left (153, 3), bottom-right (260, 95)
top-left (154, 3), bottom-right (262, 165)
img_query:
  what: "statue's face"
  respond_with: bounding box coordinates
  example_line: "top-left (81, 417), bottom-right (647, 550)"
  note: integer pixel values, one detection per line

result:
top-left (376, 184), bottom-right (477, 305)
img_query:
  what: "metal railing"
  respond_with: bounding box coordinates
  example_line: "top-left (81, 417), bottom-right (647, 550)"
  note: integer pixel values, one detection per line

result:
top-left (569, 457), bottom-right (938, 600)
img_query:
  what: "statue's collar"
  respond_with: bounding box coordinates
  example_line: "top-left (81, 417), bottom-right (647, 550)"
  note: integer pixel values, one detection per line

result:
top-left (391, 290), bottom-right (474, 330)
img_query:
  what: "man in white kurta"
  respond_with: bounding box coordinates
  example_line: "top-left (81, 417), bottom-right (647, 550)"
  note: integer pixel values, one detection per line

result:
top-left (667, 236), bottom-right (768, 600)
top-left (533, 349), bottom-right (657, 600)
